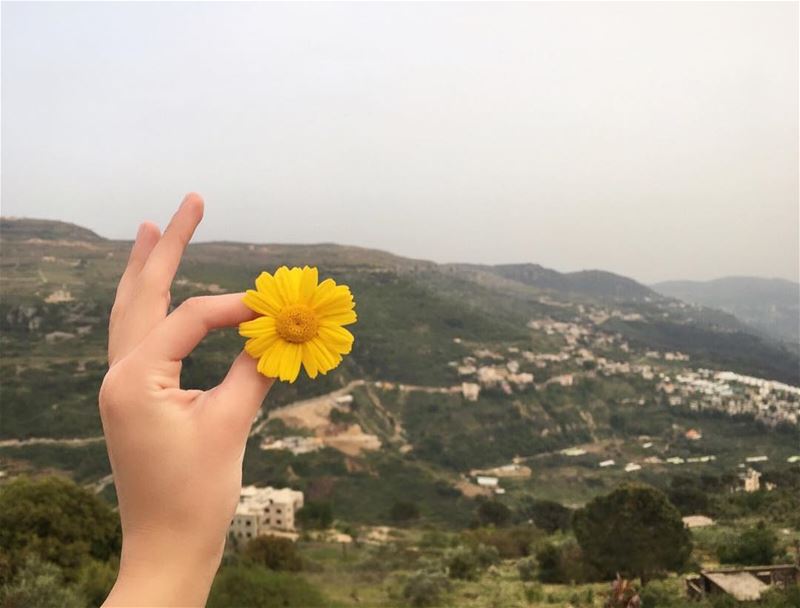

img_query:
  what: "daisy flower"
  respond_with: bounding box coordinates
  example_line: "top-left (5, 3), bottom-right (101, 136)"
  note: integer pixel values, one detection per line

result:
top-left (239, 266), bottom-right (356, 383)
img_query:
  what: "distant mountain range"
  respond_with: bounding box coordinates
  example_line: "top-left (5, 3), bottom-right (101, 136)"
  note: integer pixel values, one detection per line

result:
top-left (653, 277), bottom-right (799, 347)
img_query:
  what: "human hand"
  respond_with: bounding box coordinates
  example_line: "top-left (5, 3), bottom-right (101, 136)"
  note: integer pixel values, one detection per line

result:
top-left (100, 194), bottom-right (274, 606)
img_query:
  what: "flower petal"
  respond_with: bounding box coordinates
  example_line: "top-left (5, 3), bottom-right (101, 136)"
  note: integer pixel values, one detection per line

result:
top-left (280, 343), bottom-right (303, 383)
top-left (255, 272), bottom-right (286, 309)
top-left (243, 290), bottom-right (280, 317)
top-left (301, 343), bottom-right (319, 379)
top-left (298, 266), bottom-right (319, 304)
top-left (261, 339), bottom-right (288, 378)
top-left (239, 316), bottom-right (277, 338)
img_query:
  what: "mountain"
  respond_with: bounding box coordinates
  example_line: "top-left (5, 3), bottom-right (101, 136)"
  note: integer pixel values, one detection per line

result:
top-left (1, 217), bottom-right (798, 525)
top-left (488, 264), bottom-right (657, 302)
top-left (653, 277), bottom-right (800, 347)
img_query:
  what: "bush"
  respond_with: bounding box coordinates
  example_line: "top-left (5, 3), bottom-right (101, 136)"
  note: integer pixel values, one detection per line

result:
top-left (445, 546), bottom-right (479, 581)
top-left (517, 557), bottom-right (537, 582)
top-left (444, 543), bottom-right (497, 581)
top-left (244, 536), bottom-right (303, 572)
top-left (639, 579), bottom-right (682, 608)
top-left (207, 563), bottom-right (329, 608)
top-left (534, 541), bottom-right (603, 584)
top-left (516, 497), bottom-right (572, 533)
top-left (463, 525), bottom-right (543, 558)
top-left (476, 501), bottom-right (512, 527)
top-left (296, 501), bottom-right (333, 530)
top-left (522, 582), bottom-right (544, 604)
top-left (390, 500), bottom-right (421, 523)
top-left (77, 558), bottom-right (118, 607)
top-left (0, 476), bottom-right (121, 584)
top-left (402, 570), bottom-right (451, 607)
top-left (0, 555), bottom-right (86, 608)
top-left (716, 522), bottom-right (777, 565)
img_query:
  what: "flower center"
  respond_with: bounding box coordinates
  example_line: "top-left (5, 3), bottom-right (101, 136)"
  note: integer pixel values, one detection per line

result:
top-left (276, 304), bottom-right (319, 343)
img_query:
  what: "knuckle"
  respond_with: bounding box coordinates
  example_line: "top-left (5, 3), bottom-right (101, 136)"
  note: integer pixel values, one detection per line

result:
top-left (98, 367), bottom-right (122, 414)
top-left (180, 296), bottom-right (206, 315)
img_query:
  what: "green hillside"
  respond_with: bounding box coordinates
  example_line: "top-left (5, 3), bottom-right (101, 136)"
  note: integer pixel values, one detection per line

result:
top-left (1, 217), bottom-right (798, 526)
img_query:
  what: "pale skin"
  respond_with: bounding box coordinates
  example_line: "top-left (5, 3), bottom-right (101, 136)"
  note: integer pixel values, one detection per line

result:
top-left (101, 193), bottom-right (274, 606)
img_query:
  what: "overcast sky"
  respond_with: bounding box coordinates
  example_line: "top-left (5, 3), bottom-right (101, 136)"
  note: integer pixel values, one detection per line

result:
top-left (1, 2), bottom-right (798, 284)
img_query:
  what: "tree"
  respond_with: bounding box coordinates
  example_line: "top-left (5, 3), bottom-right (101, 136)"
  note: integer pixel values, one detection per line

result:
top-left (244, 536), bottom-right (303, 572)
top-left (0, 476), bottom-right (121, 584)
top-left (476, 500), bottom-right (511, 527)
top-left (717, 522), bottom-right (777, 565)
top-left (572, 484), bottom-right (691, 584)
top-left (295, 501), bottom-right (333, 530)
top-left (390, 500), bottom-right (420, 523)
top-left (516, 497), bottom-right (572, 533)
top-left (0, 555), bottom-right (86, 608)
top-left (206, 564), bottom-right (329, 608)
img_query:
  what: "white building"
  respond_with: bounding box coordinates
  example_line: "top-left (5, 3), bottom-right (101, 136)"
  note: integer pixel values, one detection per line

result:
top-left (230, 485), bottom-right (304, 542)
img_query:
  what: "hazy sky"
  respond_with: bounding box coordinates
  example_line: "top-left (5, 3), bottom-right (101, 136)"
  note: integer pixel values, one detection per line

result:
top-left (2, 2), bottom-right (798, 284)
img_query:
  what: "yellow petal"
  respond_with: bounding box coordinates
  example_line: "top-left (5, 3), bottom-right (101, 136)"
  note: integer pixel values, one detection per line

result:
top-left (261, 339), bottom-right (288, 378)
top-left (319, 310), bottom-right (357, 326)
top-left (318, 325), bottom-right (354, 354)
top-left (308, 337), bottom-right (338, 372)
top-left (313, 286), bottom-right (354, 315)
top-left (273, 266), bottom-right (298, 305)
top-left (308, 278), bottom-right (337, 307)
top-left (298, 266), bottom-right (319, 304)
top-left (239, 316), bottom-right (277, 338)
top-left (245, 333), bottom-right (279, 358)
top-left (243, 290), bottom-right (280, 317)
top-left (301, 343), bottom-right (319, 379)
top-left (255, 272), bottom-right (287, 309)
top-left (280, 343), bottom-right (303, 383)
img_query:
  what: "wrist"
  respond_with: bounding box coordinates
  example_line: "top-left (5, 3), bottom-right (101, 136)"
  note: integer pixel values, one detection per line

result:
top-left (104, 529), bottom-right (224, 607)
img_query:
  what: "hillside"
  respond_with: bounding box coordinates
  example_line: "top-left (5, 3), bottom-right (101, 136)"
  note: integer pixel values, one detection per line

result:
top-left (1, 217), bottom-right (798, 527)
top-left (653, 276), bottom-right (800, 347)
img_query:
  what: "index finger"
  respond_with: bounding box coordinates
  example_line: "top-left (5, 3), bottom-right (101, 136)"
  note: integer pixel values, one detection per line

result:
top-left (140, 193), bottom-right (204, 295)
top-left (140, 293), bottom-right (256, 362)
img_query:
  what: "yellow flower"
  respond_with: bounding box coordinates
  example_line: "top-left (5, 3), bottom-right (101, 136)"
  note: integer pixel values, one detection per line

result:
top-left (239, 266), bottom-right (356, 383)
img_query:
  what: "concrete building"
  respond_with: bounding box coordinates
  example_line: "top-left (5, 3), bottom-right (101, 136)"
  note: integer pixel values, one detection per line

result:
top-left (230, 485), bottom-right (304, 541)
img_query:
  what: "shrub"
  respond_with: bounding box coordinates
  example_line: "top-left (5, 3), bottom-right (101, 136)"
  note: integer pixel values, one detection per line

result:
top-left (244, 536), bottom-right (303, 572)
top-left (402, 570), bottom-right (451, 607)
top-left (296, 501), bottom-right (333, 530)
top-left (0, 555), bottom-right (86, 608)
top-left (716, 522), bottom-right (777, 565)
top-left (522, 582), bottom-right (544, 604)
top-left (534, 541), bottom-right (603, 584)
top-left (517, 557), bottom-right (537, 582)
top-left (0, 476), bottom-right (121, 584)
top-left (516, 497), bottom-right (573, 533)
top-left (477, 501), bottom-right (512, 527)
top-left (463, 525), bottom-right (543, 558)
top-left (207, 564), bottom-right (329, 608)
top-left (390, 500), bottom-right (421, 523)
top-left (446, 546), bottom-right (479, 581)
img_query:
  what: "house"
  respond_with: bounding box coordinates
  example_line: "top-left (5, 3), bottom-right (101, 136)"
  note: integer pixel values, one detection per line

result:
top-left (686, 566), bottom-right (800, 602)
top-left (461, 382), bottom-right (480, 402)
top-left (230, 485), bottom-right (304, 542)
top-left (475, 476), bottom-right (499, 488)
top-left (598, 459), bottom-right (615, 468)
top-left (685, 429), bottom-right (702, 441)
top-left (682, 515), bottom-right (715, 529)
top-left (740, 468), bottom-right (761, 493)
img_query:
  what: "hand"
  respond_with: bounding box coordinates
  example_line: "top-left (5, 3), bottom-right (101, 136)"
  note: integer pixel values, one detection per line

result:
top-left (100, 194), bottom-right (274, 607)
